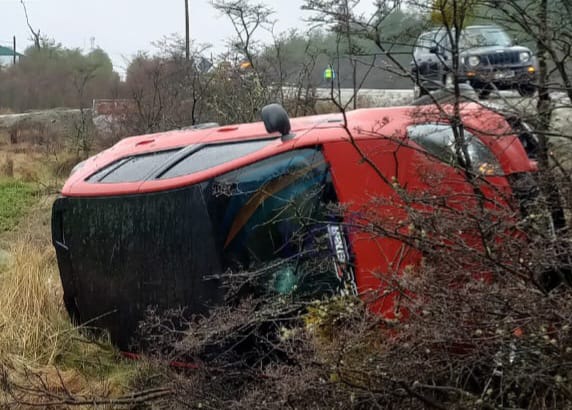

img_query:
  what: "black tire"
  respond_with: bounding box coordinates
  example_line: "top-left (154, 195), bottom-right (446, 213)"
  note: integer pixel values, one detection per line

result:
top-left (478, 88), bottom-right (491, 99)
top-left (518, 84), bottom-right (536, 97)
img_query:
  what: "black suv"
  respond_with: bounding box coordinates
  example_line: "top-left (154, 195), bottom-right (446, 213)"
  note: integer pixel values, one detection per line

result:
top-left (411, 25), bottom-right (537, 99)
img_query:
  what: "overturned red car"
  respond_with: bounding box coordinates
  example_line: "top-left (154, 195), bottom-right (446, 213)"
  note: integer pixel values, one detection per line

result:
top-left (52, 103), bottom-right (538, 349)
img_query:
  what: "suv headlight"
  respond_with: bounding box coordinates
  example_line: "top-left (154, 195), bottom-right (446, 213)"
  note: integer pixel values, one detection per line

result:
top-left (519, 51), bottom-right (531, 62)
top-left (467, 56), bottom-right (480, 67)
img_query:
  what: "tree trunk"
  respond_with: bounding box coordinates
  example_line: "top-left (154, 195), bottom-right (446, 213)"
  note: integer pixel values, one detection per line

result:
top-left (185, 0), bottom-right (190, 61)
top-left (536, 0), bottom-right (566, 231)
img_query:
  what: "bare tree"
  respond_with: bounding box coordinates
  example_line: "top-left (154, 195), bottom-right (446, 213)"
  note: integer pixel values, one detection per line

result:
top-left (212, 0), bottom-right (273, 81)
top-left (185, 0), bottom-right (190, 61)
top-left (71, 62), bottom-right (98, 158)
top-left (19, 0), bottom-right (41, 50)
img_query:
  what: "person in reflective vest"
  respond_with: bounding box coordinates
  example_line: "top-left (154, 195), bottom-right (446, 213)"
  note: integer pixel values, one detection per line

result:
top-left (324, 66), bottom-right (335, 81)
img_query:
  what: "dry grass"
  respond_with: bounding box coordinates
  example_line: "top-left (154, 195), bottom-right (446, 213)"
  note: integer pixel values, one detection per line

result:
top-left (0, 234), bottom-right (145, 406)
top-left (0, 108), bottom-right (15, 115)
top-left (0, 237), bottom-right (66, 366)
top-left (0, 120), bottom-right (167, 406)
top-left (0, 150), bottom-right (43, 182)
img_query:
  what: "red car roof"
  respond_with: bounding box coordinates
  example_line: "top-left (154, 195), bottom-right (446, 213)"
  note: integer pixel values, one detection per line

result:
top-left (61, 103), bottom-right (525, 197)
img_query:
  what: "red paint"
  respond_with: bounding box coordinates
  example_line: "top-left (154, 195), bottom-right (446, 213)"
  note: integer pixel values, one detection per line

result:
top-left (218, 126), bottom-right (239, 132)
top-left (135, 139), bottom-right (155, 146)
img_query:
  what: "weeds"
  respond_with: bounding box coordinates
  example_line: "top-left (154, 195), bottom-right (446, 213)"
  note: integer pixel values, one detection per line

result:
top-left (0, 238), bottom-right (64, 365)
top-left (0, 179), bottom-right (37, 232)
top-left (0, 235), bottom-right (151, 405)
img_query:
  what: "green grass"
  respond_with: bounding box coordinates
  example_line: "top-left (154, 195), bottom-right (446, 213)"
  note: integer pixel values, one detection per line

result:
top-left (0, 179), bottom-right (37, 232)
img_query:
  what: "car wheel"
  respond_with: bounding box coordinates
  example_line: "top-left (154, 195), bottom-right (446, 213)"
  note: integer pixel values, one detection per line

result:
top-left (518, 84), bottom-right (536, 97)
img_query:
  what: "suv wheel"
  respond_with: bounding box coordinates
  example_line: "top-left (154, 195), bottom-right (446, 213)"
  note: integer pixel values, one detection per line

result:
top-left (476, 84), bottom-right (493, 99)
top-left (477, 89), bottom-right (490, 99)
top-left (518, 84), bottom-right (536, 97)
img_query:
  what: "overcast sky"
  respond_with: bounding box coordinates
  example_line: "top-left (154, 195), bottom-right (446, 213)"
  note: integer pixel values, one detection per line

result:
top-left (0, 0), bottom-right (315, 74)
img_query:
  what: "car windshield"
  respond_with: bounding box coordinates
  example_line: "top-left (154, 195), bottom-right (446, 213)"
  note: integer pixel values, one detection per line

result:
top-left (460, 28), bottom-right (512, 49)
top-left (408, 124), bottom-right (503, 175)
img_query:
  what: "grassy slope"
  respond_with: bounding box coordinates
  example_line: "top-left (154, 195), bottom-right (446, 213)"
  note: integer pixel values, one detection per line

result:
top-left (0, 179), bottom-right (37, 232)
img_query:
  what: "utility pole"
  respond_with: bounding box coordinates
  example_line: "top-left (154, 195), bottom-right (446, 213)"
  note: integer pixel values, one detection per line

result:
top-left (13, 36), bottom-right (16, 64)
top-left (185, 0), bottom-right (190, 61)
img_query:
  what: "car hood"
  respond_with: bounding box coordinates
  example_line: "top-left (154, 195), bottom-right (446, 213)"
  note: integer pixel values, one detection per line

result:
top-left (461, 45), bottom-right (531, 56)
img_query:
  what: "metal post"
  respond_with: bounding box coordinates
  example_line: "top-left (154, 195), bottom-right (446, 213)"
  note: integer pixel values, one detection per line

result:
top-left (13, 36), bottom-right (16, 64)
top-left (185, 0), bottom-right (190, 61)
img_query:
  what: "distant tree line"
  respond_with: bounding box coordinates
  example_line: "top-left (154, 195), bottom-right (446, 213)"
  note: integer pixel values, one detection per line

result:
top-left (0, 7), bottom-right (425, 116)
top-left (0, 39), bottom-right (120, 112)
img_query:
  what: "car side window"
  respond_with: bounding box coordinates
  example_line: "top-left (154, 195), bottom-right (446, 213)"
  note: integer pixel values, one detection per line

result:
top-left (87, 149), bottom-right (179, 183)
top-left (159, 139), bottom-right (273, 179)
top-left (437, 32), bottom-right (451, 54)
top-left (415, 31), bottom-right (450, 57)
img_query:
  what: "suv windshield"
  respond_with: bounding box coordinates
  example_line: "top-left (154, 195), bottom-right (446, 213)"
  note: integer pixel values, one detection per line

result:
top-left (460, 28), bottom-right (512, 49)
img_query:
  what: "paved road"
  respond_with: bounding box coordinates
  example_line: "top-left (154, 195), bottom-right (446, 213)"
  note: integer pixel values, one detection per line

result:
top-left (313, 88), bottom-right (569, 108)
top-left (1, 89), bottom-right (569, 139)
top-left (312, 88), bottom-right (571, 140)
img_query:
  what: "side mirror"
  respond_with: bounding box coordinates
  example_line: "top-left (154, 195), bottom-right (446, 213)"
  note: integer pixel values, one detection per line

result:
top-left (261, 103), bottom-right (292, 141)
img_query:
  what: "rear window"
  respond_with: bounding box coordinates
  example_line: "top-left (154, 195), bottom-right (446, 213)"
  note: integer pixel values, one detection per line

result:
top-left (87, 150), bottom-right (178, 183)
top-left (159, 139), bottom-right (273, 179)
